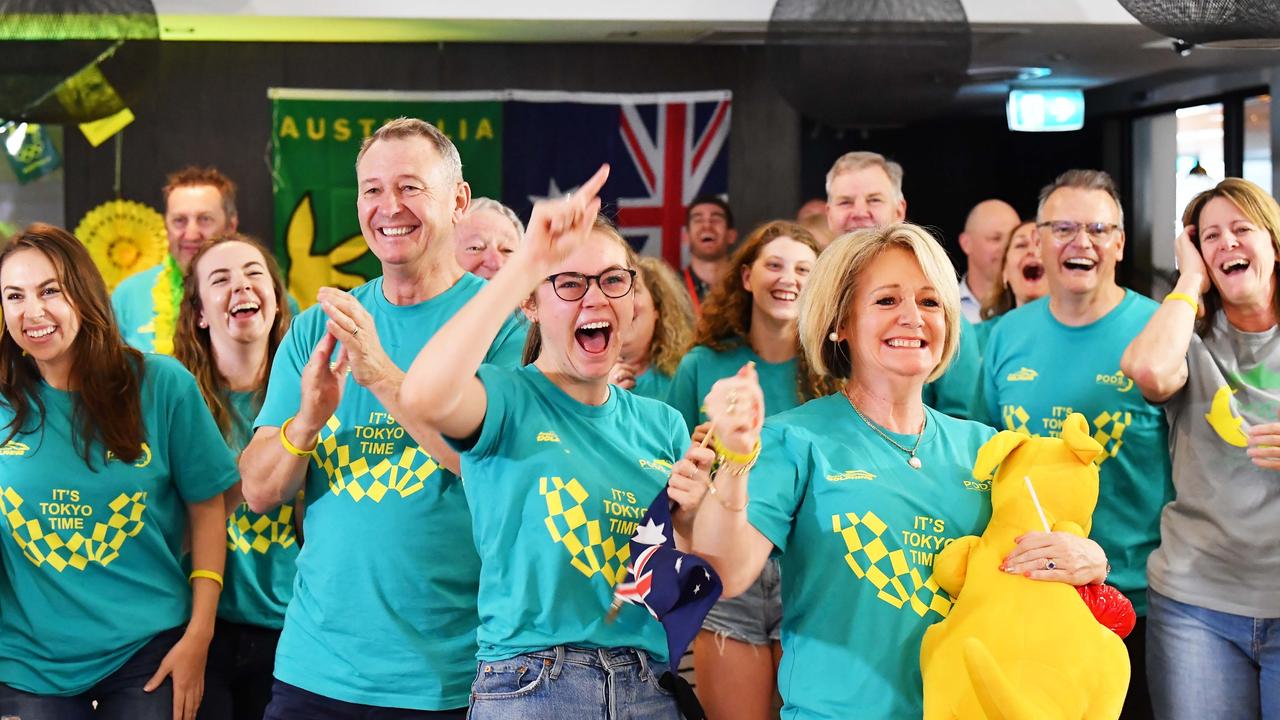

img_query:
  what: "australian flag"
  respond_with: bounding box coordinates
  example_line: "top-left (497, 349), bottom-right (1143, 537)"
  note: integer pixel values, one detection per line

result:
top-left (609, 488), bottom-right (723, 676)
top-left (501, 92), bottom-right (731, 266)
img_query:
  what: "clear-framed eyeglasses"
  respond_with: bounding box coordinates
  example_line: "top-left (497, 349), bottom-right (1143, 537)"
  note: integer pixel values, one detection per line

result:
top-left (1036, 220), bottom-right (1121, 246)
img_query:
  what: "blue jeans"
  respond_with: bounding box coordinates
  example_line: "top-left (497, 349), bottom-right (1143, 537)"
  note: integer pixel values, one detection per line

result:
top-left (467, 646), bottom-right (679, 720)
top-left (0, 626), bottom-right (183, 720)
top-left (198, 618), bottom-right (280, 720)
top-left (1147, 588), bottom-right (1280, 719)
top-left (262, 681), bottom-right (466, 719)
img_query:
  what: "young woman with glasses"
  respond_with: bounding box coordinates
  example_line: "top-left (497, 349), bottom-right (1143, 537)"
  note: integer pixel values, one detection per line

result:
top-left (399, 166), bottom-right (712, 719)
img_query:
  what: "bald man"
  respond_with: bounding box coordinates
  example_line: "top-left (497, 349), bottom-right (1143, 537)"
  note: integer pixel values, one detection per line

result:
top-left (957, 199), bottom-right (1020, 322)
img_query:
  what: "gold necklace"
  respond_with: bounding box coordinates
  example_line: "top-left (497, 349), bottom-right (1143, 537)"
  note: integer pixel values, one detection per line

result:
top-left (843, 390), bottom-right (926, 470)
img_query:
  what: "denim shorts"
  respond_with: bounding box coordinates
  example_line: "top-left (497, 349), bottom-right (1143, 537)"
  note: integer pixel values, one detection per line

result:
top-left (467, 646), bottom-right (679, 720)
top-left (701, 557), bottom-right (782, 646)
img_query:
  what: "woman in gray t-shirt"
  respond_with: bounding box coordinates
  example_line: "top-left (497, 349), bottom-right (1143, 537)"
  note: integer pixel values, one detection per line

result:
top-left (1122, 177), bottom-right (1280, 720)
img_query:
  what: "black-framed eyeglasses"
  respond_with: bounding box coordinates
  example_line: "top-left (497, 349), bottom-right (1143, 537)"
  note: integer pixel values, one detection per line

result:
top-left (545, 268), bottom-right (637, 301)
top-left (1036, 220), bottom-right (1121, 246)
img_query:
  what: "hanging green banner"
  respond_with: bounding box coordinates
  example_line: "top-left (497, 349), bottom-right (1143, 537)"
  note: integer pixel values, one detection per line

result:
top-left (2, 122), bottom-right (61, 185)
top-left (270, 89), bottom-right (502, 309)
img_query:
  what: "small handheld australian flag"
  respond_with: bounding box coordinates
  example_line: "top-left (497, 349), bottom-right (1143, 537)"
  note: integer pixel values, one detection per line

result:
top-left (607, 488), bottom-right (723, 674)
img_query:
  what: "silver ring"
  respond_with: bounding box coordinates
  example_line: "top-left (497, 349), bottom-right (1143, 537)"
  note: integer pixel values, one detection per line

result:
top-left (352, 327), bottom-right (360, 337)
top-left (1045, 559), bottom-right (1057, 571)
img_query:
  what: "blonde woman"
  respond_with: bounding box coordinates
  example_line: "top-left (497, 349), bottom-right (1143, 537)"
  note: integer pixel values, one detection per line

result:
top-left (611, 256), bottom-right (695, 400)
top-left (694, 223), bottom-right (1107, 718)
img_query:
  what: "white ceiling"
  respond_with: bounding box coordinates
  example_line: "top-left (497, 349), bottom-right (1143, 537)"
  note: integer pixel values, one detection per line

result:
top-left (152, 0), bottom-right (1141, 25)
top-left (145, 0), bottom-right (1278, 109)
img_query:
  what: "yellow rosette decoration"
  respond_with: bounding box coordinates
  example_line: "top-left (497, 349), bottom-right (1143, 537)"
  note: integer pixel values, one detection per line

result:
top-left (74, 199), bottom-right (166, 292)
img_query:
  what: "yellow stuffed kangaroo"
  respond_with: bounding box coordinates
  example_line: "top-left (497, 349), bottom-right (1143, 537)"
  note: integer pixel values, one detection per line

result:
top-left (919, 413), bottom-right (1130, 720)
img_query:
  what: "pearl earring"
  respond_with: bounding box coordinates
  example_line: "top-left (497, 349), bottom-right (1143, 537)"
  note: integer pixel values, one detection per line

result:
top-left (828, 332), bottom-right (840, 342)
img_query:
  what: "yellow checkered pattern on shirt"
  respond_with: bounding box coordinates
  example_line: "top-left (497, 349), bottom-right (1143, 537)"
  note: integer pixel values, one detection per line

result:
top-left (1091, 410), bottom-right (1131, 466)
top-left (1002, 405), bottom-right (1030, 434)
top-left (540, 476), bottom-right (631, 586)
top-left (832, 511), bottom-right (952, 619)
top-left (312, 416), bottom-right (439, 502)
top-left (1, 487), bottom-right (146, 571)
top-left (227, 503), bottom-right (296, 554)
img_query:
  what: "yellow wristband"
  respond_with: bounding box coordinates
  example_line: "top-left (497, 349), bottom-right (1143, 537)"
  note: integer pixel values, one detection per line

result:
top-left (280, 416), bottom-right (317, 457)
top-left (189, 570), bottom-right (224, 589)
top-left (710, 435), bottom-right (761, 473)
top-left (1164, 292), bottom-right (1199, 313)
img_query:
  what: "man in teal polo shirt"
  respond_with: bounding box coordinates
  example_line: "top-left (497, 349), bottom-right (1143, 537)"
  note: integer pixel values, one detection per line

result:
top-left (112, 166), bottom-right (239, 353)
top-left (983, 168), bottom-right (1172, 720)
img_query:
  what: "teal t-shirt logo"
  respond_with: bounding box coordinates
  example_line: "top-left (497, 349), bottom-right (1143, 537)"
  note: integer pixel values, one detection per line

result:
top-left (0, 440), bottom-right (30, 456)
top-left (1000, 405), bottom-right (1131, 467)
top-left (105, 442), bottom-right (153, 468)
top-left (1094, 369), bottom-right (1135, 393)
top-left (313, 414), bottom-right (440, 502)
top-left (1, 486), bottom-right (147, 571)
top-left (832, 510), bottom-right (954, 619)
top-left (228, 503), bottom-right (297, 554)
top-left (540, 475), bottom-right (639, 586)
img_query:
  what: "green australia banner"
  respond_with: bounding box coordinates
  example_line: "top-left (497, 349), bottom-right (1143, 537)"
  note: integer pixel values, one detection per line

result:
top-left (271, 89), bottom-right (502, 309)
top-left (271, 88), bottom-right (732, 309)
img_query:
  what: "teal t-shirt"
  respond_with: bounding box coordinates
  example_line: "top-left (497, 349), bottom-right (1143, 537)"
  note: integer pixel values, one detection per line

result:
top-left (452, 364), bottom-right (689, 663)
top-left (112, 263), bottom-right (165, 352)
top-left (666, 344), bottom-right (799, 430)
top-left (631, 366), bottom-right (675, 402)
top-left (923, 316), bottom-right (983, 421)
top-left (748, 394), bottom-right (995, 719)
top-left (112, 262), bottom-right (303, 354)
top-left (0, 355), bottom-right (238, 695)
top-left (973, 314), bottom-right (1002, 357)
top-left (254, 274), bottom-right (526, 710)
top-left (219, 390), bottom-right (297, 629)
top-left (982, 292), bottom-right (1173, 614)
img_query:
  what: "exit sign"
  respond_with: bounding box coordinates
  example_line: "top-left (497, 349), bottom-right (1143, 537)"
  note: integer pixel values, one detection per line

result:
top-left (1007, 90), bottom-right (1085, 132)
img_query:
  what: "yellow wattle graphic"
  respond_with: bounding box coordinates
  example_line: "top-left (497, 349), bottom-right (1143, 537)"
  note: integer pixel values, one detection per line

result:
top-left (1205, 385), bottom-right (1248, 448)
top-left (286, 194), bottom-right (369, 310)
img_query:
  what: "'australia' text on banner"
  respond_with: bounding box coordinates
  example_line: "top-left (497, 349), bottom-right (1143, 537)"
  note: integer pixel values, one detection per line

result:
top-left (269, 88), bottom-right (731, 309)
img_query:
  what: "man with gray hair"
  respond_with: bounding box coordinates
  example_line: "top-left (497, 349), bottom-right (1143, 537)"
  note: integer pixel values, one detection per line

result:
top-left (982, 168), bottom-right (1169, 720)
top-left (454, 196), bottom-right (524, 280)
top-left (241, 118), bottom-right (526, 719)
top-left (821, 150), bottom-right (982, 420)
top-left (824, 150), bottom-right (907, 247)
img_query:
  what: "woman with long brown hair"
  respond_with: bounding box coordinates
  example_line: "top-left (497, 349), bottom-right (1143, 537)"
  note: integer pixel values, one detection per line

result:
top-left (610, 256), bottom-right (695, 401)
top-left (0, 224), bottom-right (237, 720)
top-left (664, 219), bottom-right (834, 720)
top-left (173, 234), bottom-right (294, 720)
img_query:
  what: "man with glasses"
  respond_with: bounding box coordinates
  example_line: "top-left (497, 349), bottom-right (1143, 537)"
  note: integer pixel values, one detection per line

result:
top-left (240, 118), bottom-right (526, 719)
top-left (982, 168), bottom-right (1171, 720)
